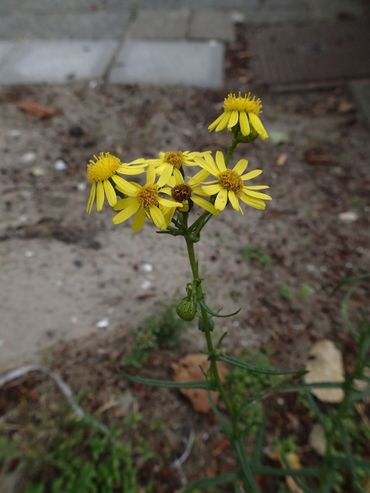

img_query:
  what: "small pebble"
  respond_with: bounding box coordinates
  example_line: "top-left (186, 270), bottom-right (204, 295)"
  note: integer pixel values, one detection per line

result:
top-left (338, 211), bottom-right (358, 222)
top-left (54, 159), bottom-right (67, 171)
top-left (77, 182), bottom-right (86, 191)
top-left (21, 152), bottom-right (36, 164)
top-left (8, 129), bottom-right (21, 139)
top-left (31, 166), bottom-right (46, 177)
top-left (141, 280), bottom-right (152, 290)
top-left (96, 318), bottom-right (109, 329)
top-left (142, 263), bottom-right (153, 273)
top-left (25, 250), bottom-right (34, 258)
top-left (71, 316), bottom-right (78, 324)
top-left (231, 11), bottom-right (245, 23)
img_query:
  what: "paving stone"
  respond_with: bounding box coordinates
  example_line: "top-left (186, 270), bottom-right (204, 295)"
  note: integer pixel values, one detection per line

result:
top-left (0, 42), bottom-right (19, 67)
top-left (350, 80), bottom-right (370, 129)
top-left (189, 10), bottom-right (235, 42)
top-left (0, 41), bottom-right (119, 85)
top-left (244, 2), bottom-right (310, 24)
top-left (128, 9), bottom-right (190, 39)
top-left (138, 0), bottom-right (258, 8)
top-left (0, 12), bottom-right (130, 40)
top-left (307, 0), bottom-right (370, 21)
top-left (109, 40), bottom-right (224, 88)
top-left (14, 0), bottom-right (134, 12)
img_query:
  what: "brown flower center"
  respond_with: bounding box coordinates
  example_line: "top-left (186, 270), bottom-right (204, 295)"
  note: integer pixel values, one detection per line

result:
top-left (171, 184), bottom-right (192, 202)
top-left (218, 170), bottom-right (243, 193)
top-left (164, 151), bottom-right (184, 169)
top-left (138, 185), bottom-right (158, 209)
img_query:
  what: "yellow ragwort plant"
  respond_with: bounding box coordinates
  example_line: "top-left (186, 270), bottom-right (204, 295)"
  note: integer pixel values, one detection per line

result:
top-left (84, 91), bottom-right (305, 492)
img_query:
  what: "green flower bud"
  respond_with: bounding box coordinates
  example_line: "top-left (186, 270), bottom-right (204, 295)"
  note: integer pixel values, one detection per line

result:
top-left (176, 297), bottom-right (197, 321)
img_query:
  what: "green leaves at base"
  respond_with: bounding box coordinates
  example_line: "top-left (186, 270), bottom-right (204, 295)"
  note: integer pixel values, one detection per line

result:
top-left (182, 472), bottom-right (239, 492)
top-left (121, 370), bottom-right (210, 389)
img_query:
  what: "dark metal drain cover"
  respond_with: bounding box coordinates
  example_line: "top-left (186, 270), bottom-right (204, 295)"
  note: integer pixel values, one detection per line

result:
top-left (249, 22), bottom-right (370, 89)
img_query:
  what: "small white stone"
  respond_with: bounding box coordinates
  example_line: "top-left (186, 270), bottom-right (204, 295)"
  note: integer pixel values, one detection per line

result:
top-left (88, 79), bottom-right (99, 89)
top-left (77, 182), bottom-right (86, 191)
top-left (142, 263), bottom-right (153, 273)
top-left (140, 280), bottom-right (152, 290)
top-left (25, 250), bottom-right (34, 258)
top-left (31, 166), bottom-right (46, 177)
top-left (18, 215), bottom-right (28, 223)
top-left (277, 398), bottom-right (285, 406)
top-left (339, 211), bottom-right (358, 222)
top-left (71, 316), bottom-right (78, 324)
top-left (8, 129), bottom-right (21, 138)
top-left (21, 152), bottom-right (36, 164)
top-left (96, 317), bottom-right (109, 329)
top-left (54, 159), bottom-right (67, 171)
top-left (231, 11), bottom-right (245, 23)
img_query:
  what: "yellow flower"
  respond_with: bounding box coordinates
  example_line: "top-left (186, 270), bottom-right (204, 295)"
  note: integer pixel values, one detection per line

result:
top-left (200, 151), bottom-right (271, 213)
top-left (152, 150), bottom-right (210, 187)
top-left (160, 168), bottom-right (219, 224)
top-left (112, 165), bottom-right (181, 231)
top-left (86, 152), bottom-right (146, 213)
top-left (208, 92), bottom-right (268, 140)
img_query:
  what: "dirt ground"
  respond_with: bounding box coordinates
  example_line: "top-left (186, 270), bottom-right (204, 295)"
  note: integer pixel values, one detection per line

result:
top-left (0, 79), bottom-right (369, 368)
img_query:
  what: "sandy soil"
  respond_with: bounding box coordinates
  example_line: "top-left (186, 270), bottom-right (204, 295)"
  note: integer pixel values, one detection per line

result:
top-left (0, 82), bottom-right (369, 368)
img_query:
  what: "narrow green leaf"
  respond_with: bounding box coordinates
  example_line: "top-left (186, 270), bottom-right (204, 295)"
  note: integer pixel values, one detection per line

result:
top-left (121, 371), bottom-right (210, 389)
top-left (218, 354), bottom-right (306, 376)
top-left (331, 273), bottom-right (370, 296)
top-left (233, 439), bottom-right (260, 493)
top-left (207, 389), bottom-right (231, 435)
top-left (280, 454), bottom-right (314, 493)
top-left (252, 413), bottom-right (267, 467)
top-left (255, 465), bottom-right (319, 478)
top-left (182, 472), bottom-right (239, 492)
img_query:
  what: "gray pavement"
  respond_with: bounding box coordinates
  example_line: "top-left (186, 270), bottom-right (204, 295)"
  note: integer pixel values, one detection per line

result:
top-left (0, 0), bottom-right (369, 92)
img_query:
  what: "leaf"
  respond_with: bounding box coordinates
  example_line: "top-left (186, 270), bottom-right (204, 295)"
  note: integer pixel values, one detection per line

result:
top-left (121, 370), bottom-right (210, 390)
top-left (17, 100), bottom-right (58, 119)
top-left (219, 354), bottom-right (305, 376)
top-left (304, 340), bottom-right (344, 403)
top-left (182, 472), bottom-right (239, 492)
top-left (171, 354), bottom-right (226, 413)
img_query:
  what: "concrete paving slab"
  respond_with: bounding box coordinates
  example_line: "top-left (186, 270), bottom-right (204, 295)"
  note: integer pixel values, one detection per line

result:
top-left (0, 41), bottom-right (119, 85)
top-left (307, 0), bottom-right (370, 21)
top-left (189, 10), bottom-right (235, 42)
top-left (0, 12), bottom-right (130, 40)
top-left (0, 42), bottom-right (19, 68)
top-left (139, 0), bottom-right (258, 8)
top-left (12, 0), bottom-right (134, 12)
top-left (109, 40), bottom-right (224, 88)
top-left (244, 2), bottom-right (309, 24)
top-left (128, 9), bottom-right (190, 39)
top-left (350, 80), bottom-right (370, 129)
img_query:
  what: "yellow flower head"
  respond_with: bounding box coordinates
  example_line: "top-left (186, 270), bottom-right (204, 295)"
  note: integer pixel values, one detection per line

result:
top-left (112, 165), bottom-right (181, 231)
top-left (160, 168), bottom-right (218, 224)
top-left (86, 152), bottom-right (146, 213)
top-left (200, 151), bottom-right (271, 213)
top-left (208, 92), bottom-right (268, 140)
top-left (152, 150), bottom-right (211, 187)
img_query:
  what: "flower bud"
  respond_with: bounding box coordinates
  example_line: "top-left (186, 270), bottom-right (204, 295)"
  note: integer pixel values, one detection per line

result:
top-left (176, 297), bottom-right (197, 321)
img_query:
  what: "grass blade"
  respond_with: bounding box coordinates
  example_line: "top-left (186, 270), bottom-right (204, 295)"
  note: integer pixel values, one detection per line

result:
top-left (121, 371), bottom-right (210, 389)
top-left (182, 472), bottom-right (239, 492)
top-left (219, 354), bottom-right (306, 376)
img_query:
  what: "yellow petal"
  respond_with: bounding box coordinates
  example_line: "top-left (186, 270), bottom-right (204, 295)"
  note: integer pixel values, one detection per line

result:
top-left (208, 113), bottom-right (225, 131)
top-left (201, 154), bottom-right (219, 175)
top-left (86, 183), bottom-right (96, 214)
top-left (239, 112), bottom-right (250, 136)
top-left (191, 195), bottom-right (219, 215)
top-left (149, 206), bottom-right (166, 230)
top-left (114, 197), bottom-right (137, 211)
top-left (131, 207), bottom-right (146, 232)
top-left (146, 164), bottom-right (156, 185)
top-left (188, 168), bottom-right (209, 186)
top-left (249, 113), bottom-right (268, 140)
top-left (172, 168), bottom-right (184, 185)
top-left (202, 184), bottom-right (221, 195)
top-left (228, 191), bottom-right (242, 212)
top-left (112, 175), bottom-right (139, 196)
top-left (227, 110), bottom-right (239, 129)
top-left (96, 181), bottom-right (104, 212)
top-left (103, 180), bottom-right (117, 207)
top-left (157, 165), bottom-right (173, 187)
top-left (215, 189), bottom-right (228, 211)
top-left (158, 197), bottom-right (181, 208)
top-left (239, 192), bottom-right (266, 210)
top-left (215, 151), bottom-right (226, 172)
top-left (233, 159), bottom-right (248, 176)
top-left (117, 165), bottom-right (146, 176)
top-left (241, 169), bottom-right (263, 181)
top-left (112, 200), bottom-right (140, 224)
top-left (245, 185), bottom-right (270, 190)
top-left (215, 112), bottom-right (230, 132)
top-left (243, 189), bottom-right (272, 200)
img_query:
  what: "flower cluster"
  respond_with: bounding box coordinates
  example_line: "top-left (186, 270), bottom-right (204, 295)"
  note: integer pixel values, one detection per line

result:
top-left (85, 92), bottom-right (271, 232)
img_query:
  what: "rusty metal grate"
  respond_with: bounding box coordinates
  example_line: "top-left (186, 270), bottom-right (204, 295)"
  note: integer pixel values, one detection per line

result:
top-left (249, 22), bottom-right (370, 88)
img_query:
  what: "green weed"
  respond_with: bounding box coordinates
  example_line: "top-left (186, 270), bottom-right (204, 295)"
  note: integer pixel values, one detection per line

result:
top-left (243, 246), bottom-right (272, 267)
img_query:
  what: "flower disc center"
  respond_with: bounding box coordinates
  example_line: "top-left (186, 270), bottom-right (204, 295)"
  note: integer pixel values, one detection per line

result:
top-left (218, 170), bottom-right (243, 193)
top-left (86, 153), bottom-right (121, 183)
top-left (139, 185), bottom-right (158, 209)
top-left (223, 93), bottom-right (262, 114)
top-left (164, 151), bottom-right (184, 169)
top-left (171, 184), bottom-right (192, 202)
